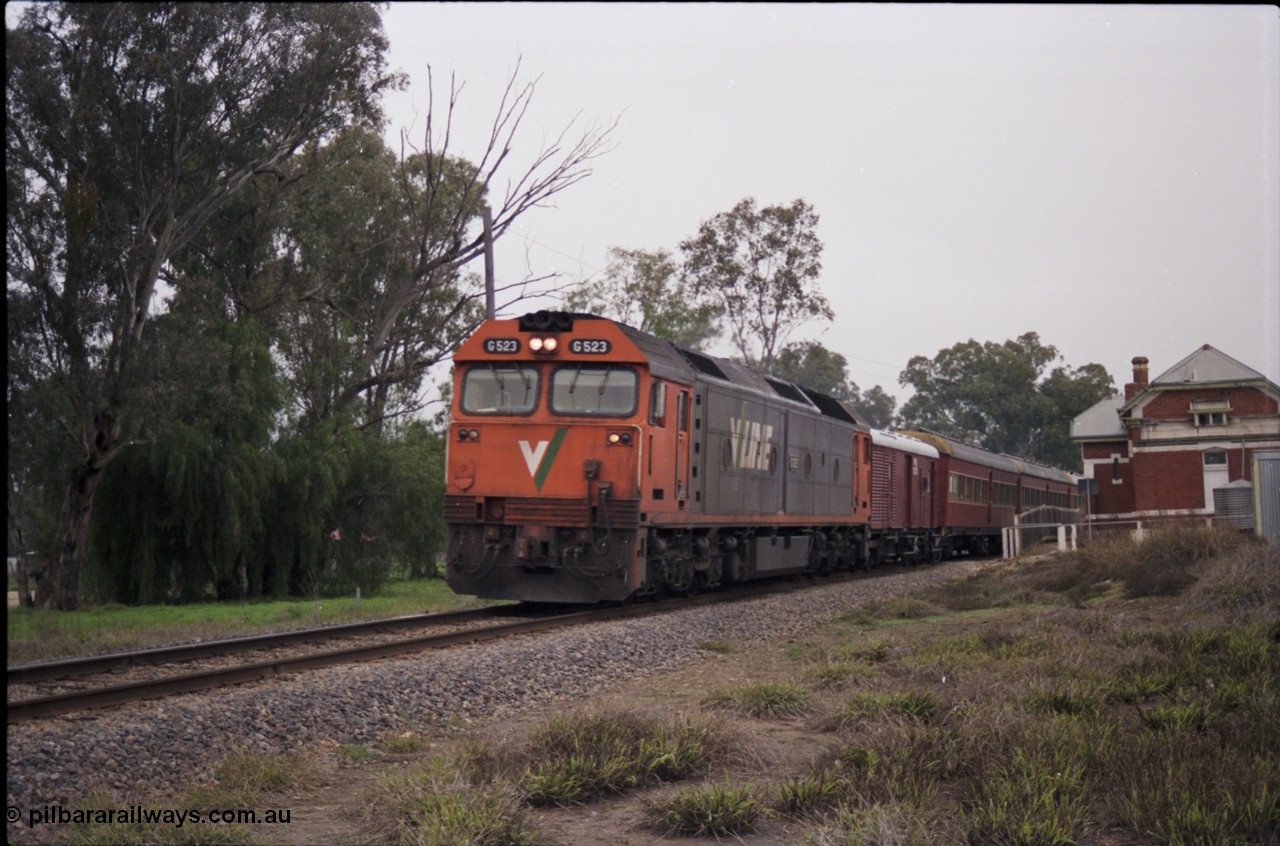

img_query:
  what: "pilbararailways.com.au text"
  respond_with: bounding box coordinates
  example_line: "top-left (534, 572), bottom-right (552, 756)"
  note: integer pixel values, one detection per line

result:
top-left (10, 804), bottom-right (292, 829)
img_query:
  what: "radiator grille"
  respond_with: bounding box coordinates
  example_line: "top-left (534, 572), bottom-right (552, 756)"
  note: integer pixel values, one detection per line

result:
top-left (445, 495), bottom-right (640, 529)
top-left (444, 496), bottom-right (478, 524)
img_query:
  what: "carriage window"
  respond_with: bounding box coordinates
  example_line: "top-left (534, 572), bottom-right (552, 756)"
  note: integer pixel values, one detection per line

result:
top-left (460, 365), bottom-right (539, 415)
top-left (550, 366), bottom-right (638, 417)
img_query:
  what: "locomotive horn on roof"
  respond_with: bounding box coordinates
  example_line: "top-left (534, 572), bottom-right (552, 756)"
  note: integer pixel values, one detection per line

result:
top-left (519, 310), bottom-right (575, 332)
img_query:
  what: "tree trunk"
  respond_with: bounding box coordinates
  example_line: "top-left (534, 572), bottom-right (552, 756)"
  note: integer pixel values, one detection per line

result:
top-left (37, 460), bottom-right (105, 611)
top-left (7, 490), bottom-right (36, 608)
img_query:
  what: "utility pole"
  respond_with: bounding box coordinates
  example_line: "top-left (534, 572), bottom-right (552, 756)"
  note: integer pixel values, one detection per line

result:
top-left (483, 205), bottom-right (496, 320)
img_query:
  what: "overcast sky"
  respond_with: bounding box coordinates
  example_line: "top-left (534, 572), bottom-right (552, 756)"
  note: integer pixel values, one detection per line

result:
top-left (380, 2), bottom-right (1280, 395)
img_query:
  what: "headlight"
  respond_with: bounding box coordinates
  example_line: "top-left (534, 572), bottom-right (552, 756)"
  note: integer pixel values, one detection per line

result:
top-left (529, 336), bottom-right (558, 354)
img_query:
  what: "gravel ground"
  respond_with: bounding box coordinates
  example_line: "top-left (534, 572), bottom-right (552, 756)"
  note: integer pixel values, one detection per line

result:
top-left (6, 563), bottom-right (988, 817)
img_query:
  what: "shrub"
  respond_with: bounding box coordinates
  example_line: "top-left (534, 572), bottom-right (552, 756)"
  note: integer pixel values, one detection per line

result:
top-left (1184, 539), bottom-right (1280, 615)
top-left (1119, 525), bottom-right (1249, 599)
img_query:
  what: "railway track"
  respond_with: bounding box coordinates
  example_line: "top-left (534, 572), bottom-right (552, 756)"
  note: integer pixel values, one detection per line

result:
top-left (6, 605), bottom-right (520, 722)
top-left (6, 566), bottom-right (922, 724)
top-left (9, 605), bottom-right (514, 685)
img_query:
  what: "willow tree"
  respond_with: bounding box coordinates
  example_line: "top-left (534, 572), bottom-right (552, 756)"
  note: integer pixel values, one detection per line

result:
top-left (6, 3), bottom-right (397, 609)
top-left (88, 307), bottom-right (282, 604)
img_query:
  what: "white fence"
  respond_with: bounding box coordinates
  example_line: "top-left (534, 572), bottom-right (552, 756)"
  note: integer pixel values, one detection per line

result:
top-left (1001, 517), bottom-right (1218, 559)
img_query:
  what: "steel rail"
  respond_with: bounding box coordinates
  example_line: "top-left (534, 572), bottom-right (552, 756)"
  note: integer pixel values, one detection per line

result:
top-left (8, 606), bottom-right (513, 685)
top-left (7, 564), bottom-right (934, 724)
top-left (6, 594), bottom-right (736, 723)
top-left (6, 573), bottom-right (853, 723)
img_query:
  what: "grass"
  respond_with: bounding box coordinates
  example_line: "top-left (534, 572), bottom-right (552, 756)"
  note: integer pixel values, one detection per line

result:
top-left (186, 749), bottom-right (316, 808)
top-left (782, 529), bottom-right (1279, 845)
top-left (7, 577), bottom-right (494, 663)
top-left (63, 750), bottom-right (317, 845)
top-left (395, 788), bottom-right (542, 846)
top-left (357, 709), bottom-right (740, 842)
top-left (366, 758), bottom-right (542, 846)
top-left (377, 732), bottom-right (434, 755)
top-left (704, 681), bottom-right (811, 718)
top-left (807, 659), bottom-right (873, 690)
top-left (965, 747), bottom-right (1092, 845)
top-left (826, 690), bottom-right (942, 730)
top-left (35, 526), bottom-right (1280, 846)
top-left (647, 782), bottom-right (766, 836)
top-left (521, 711), bottom-right (729, 805)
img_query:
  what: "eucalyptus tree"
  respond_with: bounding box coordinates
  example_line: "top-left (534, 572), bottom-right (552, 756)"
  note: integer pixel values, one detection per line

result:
top-left (6, 3), bottom-right (397, 609)
top-left (566, 247), bottom-right (722, 350)
top-left (679, 198), bottom-right (830, 369)
top-left (898, 333), bottom-right (1113, 469)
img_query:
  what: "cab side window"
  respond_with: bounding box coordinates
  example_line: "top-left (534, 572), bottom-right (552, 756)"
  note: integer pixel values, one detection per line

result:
top-left (649, 380), bottom-right (666, 426)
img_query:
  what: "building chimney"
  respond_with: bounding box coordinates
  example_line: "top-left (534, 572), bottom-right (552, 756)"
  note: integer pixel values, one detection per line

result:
top-left (1124, 356), bottom-right (1149, 400)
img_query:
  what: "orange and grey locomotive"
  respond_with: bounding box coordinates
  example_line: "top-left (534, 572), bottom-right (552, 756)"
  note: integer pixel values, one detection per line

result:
top-left (444, 311), bottom-right (1077, 603)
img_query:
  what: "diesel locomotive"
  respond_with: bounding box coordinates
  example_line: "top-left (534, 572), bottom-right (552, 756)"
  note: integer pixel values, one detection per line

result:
top-left (444, 311), bottom-right (1079, 603)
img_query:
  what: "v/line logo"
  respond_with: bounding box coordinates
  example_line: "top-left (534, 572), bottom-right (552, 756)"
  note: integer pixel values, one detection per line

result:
top-left (729, 416), bottom-right (774, 471)
top-left (518, 428), bottom-right (569, 491)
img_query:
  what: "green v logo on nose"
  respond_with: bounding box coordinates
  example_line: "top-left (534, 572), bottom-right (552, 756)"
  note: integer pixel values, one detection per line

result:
top-left (518, 428), bottom-right (568, 491)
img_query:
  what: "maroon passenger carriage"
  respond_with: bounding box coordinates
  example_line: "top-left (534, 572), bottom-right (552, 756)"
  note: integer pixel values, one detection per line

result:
top-left (898, 430), bottom-right (1080, 557)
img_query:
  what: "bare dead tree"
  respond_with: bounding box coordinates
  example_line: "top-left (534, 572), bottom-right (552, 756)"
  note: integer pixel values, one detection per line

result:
top-left (339, 58), bottom-right (619, 422)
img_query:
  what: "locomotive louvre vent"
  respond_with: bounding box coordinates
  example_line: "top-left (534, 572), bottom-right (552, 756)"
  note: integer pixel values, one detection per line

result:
top-left (678, 348), bottom-right (729, 381)
top-left (800, 387), bottom-right (860, 424)
top-left (764, 377), bottom-right (810, 405)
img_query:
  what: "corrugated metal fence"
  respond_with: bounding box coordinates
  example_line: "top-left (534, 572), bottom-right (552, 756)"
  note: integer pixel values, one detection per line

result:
top-left (1253, 450), bottom-right (1280, 542)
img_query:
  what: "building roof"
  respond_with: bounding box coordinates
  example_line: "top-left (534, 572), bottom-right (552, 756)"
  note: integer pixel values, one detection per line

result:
top-left (1151, 344), bottom-right (1272, 387)
top-left (1070, 394), bottom-right (1126, 441)
top-left (1120, 344), bottom-right (1280, 416)
top-left (1072, 345), bottom-right (1280, 443)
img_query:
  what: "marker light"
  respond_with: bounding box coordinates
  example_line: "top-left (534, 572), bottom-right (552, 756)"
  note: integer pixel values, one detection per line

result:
top-left (607, 432), bottom-right (632, 446)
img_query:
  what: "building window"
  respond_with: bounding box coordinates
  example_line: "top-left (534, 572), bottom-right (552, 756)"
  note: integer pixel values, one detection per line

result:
top-left (1190, 399), bottom-right (1230, 428)
top-left (1203, 451), bottom-right (1227, 467)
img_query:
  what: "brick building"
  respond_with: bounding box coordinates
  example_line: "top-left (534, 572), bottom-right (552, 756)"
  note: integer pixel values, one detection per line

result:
top-left (1070, 345), bottom-right (1280, 521)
